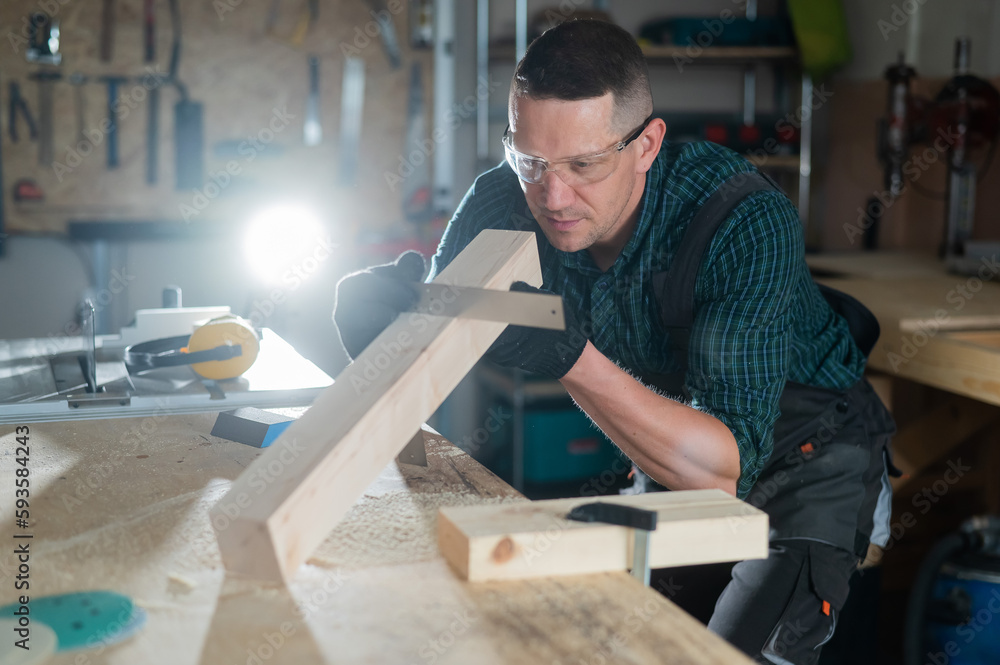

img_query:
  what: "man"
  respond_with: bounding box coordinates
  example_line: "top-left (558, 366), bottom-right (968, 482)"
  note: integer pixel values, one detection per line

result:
top-left (334, 19), bottom-right (895, 665)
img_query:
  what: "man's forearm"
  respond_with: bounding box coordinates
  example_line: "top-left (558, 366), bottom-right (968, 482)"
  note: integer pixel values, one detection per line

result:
top-left (559, 342), bottom-right (740, 495)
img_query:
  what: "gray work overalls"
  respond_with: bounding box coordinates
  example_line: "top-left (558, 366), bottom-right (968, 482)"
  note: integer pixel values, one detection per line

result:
top-left (630, 172), bottom-right (897, 665)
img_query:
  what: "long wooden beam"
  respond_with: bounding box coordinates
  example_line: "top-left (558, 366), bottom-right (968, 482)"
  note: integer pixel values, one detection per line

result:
top-left (211, 230), bottom-right (543, 583)
top-left (439, 490), bottom-right (768, 582)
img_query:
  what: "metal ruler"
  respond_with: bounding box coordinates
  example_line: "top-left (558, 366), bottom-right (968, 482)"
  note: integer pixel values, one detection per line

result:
top-left (409, 283), bottom-right (565, 331)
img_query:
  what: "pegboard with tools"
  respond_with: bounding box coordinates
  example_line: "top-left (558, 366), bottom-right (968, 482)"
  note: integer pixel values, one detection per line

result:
top-left (0, 0), bottom-right (431, 237)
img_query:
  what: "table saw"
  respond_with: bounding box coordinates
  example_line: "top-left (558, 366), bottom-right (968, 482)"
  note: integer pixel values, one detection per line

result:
top-left (0, 305), bottom-right (332, 424)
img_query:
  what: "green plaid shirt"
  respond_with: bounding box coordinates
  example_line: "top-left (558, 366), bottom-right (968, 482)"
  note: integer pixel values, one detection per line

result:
top-left (430, 141), bottom-right (866, 498)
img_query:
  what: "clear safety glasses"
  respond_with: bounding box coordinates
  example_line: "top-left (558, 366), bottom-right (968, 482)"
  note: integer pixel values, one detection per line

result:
top-left (502, 115), bottom-right (653, 186)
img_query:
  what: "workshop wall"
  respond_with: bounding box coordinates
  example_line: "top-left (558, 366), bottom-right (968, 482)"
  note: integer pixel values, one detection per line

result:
top-left (815, 0), bottom-right (1000, 251)
top-left (0, 0), bottom-right (433, 376)
top-left (1, 0), bottom-right (428, 234)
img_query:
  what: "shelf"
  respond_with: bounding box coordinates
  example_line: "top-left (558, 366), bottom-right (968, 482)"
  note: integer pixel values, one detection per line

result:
top-left (488, 43), bottom-right (799, 66)
top-left (744, 153), bottom-right (801, 170)
top-left (640, 44), bottom-right (798, 64)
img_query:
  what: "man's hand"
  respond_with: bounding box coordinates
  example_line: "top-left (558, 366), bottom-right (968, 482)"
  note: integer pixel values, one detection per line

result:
top-left (333, 251), bottom-right (425, 359)
top-left (485, 282), bottom-right (588, 379)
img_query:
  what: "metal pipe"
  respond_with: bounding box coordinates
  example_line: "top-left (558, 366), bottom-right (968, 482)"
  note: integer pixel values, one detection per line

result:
top-left (798, 75), bottom-right (813, 228)
top-left (432, 0), bottom-right (456, 214)
top-left (515, 0), bottom-right (527, 62)
top-left (476, 0), bottom-right (489, 161)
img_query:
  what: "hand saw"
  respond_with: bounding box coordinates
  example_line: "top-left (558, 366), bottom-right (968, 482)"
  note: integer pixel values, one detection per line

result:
top-left (407, 283), bottom-right (565, 331)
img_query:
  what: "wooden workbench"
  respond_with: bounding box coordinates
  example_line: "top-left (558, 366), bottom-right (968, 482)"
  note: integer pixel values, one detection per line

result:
top-left (809, 251), bottom-right (1000, 405)
top-left (0, 413), bottom-right (753, 664)
top-left (809, 251), bottom-right (1000, 501)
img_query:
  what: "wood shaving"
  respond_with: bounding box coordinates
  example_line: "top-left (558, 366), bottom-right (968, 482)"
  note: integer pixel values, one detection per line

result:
top-left (311, 492), bottom-right (520, 568)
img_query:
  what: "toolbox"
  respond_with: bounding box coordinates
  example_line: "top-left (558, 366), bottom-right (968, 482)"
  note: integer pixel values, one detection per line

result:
top-left (499, 401), bottom-right (622, 485)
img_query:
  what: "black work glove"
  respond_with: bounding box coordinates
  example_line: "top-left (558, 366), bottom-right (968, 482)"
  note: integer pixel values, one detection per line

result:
top-left (485, 282), bottom-right (588, 380)
top-left (333, 251), bottom-right (425, 359)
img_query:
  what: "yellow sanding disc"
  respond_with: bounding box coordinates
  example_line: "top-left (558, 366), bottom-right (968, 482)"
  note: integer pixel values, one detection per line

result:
top-left (186, 316), bottom-right (260, 380)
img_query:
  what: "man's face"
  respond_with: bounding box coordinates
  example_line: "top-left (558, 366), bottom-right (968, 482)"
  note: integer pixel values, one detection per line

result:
top-left (507, 93), bottom-right (649, 261)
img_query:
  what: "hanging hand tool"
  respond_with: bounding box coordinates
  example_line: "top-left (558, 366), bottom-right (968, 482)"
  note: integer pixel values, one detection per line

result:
top-left (567, 502), bottom-right (659, 585)
top-left (13, 179), bottom-right (45, 202)
top-left (99, 76), bottom-right (128, 169)
top-left (338, 57), bottom-right (365, 184)
top-left (143, 0), bottom-right (156, 63)
top-left (7, 82), bottom-right (38, 142)
top-left (174, 94), bottom-right (203, 188)
top-left (100, 0), bottom-right (116, 62)
top-left (362, 0), bottom-right (402, 68)
top-left (402, 63), bottom-right (432, 225)
top-left (147, 80), bottom-right (161, 185)
top-left (168, 0), bottom-right (204, 189)
top-left (69, 72), bottom-right (87, 143)
top-left (264, 0), bottom-right (282, 35)
top-left (303, 55), bottom-right (321, 147)
top-left (28, 71), bottom-right (61, 167)
top-left (289, 0), bottom-right (318, 46)
top-left (26, 12), bottom-right (61, 65)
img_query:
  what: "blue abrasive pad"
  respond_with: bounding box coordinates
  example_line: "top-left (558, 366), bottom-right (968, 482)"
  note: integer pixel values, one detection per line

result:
top-left (211, 407), bottom-right (294, 447)
top-left (0, 590), bottom-right (146, 652)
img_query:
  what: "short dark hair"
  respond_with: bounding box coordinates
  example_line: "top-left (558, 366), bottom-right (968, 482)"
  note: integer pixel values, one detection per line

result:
top-left (511, 19), bottom-right (652, 133)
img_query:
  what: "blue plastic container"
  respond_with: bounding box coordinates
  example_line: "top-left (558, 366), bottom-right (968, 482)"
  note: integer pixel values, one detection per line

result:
top-left (926, 558), bottom-right (1000, 665)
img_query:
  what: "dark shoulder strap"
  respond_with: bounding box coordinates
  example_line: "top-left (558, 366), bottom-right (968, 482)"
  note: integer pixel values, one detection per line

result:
top-left (652, 171), bottom-right (780, 370)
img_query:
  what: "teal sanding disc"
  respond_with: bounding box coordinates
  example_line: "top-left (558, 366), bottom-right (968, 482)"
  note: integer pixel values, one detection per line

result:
top-left (0, 618), bottom-right (57, 664)
top-left (0, 591), bottom-right (146, 651)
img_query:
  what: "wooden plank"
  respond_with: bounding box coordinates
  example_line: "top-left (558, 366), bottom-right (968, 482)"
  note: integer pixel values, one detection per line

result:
top-left (439, 490), bottom-right (768, 582)
top-left (947, 330), bottom-right (1000, 349)
top-left (211, 230), bottom-right (543, 583)
top-left (640, 45), bottom-right (798, 62)
top-left (807, 251), bottom-right (944, 280)
top-left (869, 330), bottom-right (1000, 407)
top-left (813, 274), bottom-right (1000, 406)
top-left (817, 276), bottom-right (1000, 334)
